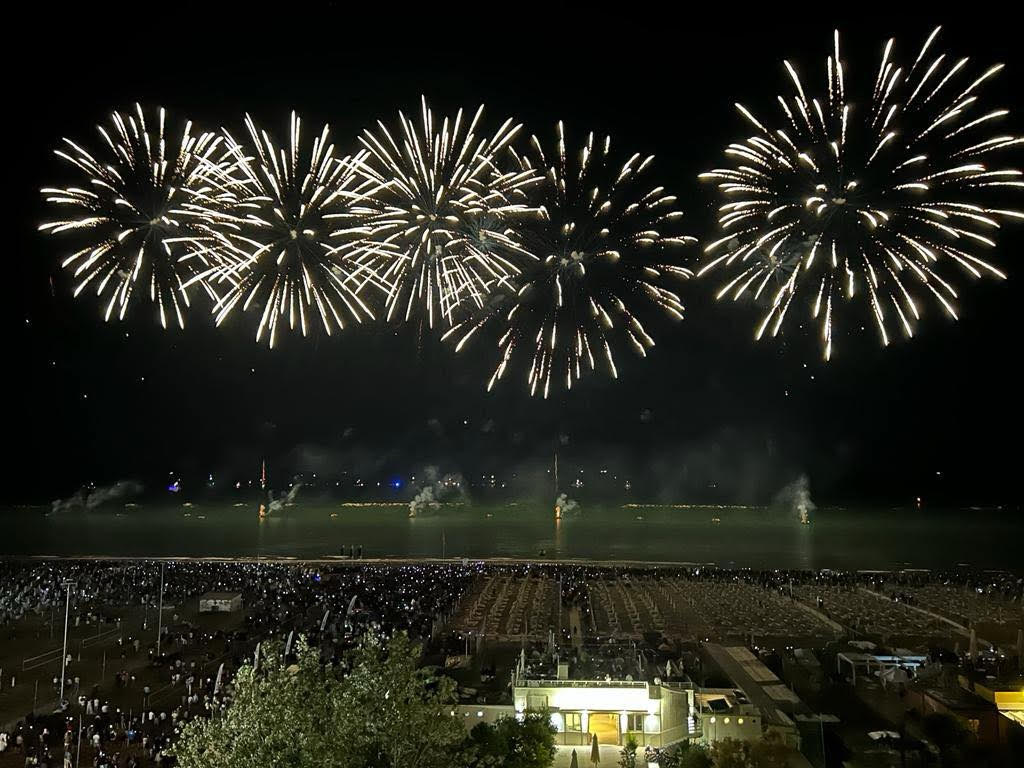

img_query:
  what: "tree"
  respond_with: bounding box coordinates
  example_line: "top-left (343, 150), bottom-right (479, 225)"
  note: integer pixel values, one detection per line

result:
top-left (334, 631), bottom-right (465, 768)
top-left (709, 733), bottom-right (793, 768)
top-left (661, 742), bottom-right (713, 768)
top-left (747, 731), bottom-right (789, 768)
top-left (618, 735), bottom-right (639, 768)
top-left (172, 632), bottom-right (464, 768)
top-left (921, 712), bottom-right (971, 767)
top-left (172, 637), bottom-right (342, 768)
top-left (711, 738), bottom-right (749, 768)
top-left (463, 710), bottom-right (557, 768)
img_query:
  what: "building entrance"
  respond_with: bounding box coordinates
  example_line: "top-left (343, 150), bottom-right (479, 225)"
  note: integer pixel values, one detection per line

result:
top-left (588, 712), bottom-right (620, 745)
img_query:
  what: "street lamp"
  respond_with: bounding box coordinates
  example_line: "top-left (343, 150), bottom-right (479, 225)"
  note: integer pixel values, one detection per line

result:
top-left (156, 562), bottom-right (165, 657)
top-left (58, 580), bottom-right (76, 707)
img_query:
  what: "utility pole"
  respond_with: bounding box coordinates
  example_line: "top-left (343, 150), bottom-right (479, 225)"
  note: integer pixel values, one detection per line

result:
top-left (59, 580), bottom-right (75, 707)
top-left (75, 713), bottom-right (82, 768)
top-left (156, 562), bottom-right (165, 657)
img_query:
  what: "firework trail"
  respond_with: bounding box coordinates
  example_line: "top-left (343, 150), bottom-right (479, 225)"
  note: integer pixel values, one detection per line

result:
top-left (211, 112), bottom-right (386, 347)
top-left (356, 97), bottom-right (539, 330)
top-left (40, 105), bottom-right (236, 328)
top-left (700, 28), bottom-right (1022, 359)
top-left (446, 122), bottom-right (694, 398)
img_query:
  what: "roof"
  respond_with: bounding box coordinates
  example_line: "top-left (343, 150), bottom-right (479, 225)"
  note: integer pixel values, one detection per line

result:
top-left (922, 687), bottom-right (996, 712)
top-left (199, 592), bottom-right (242, 600)
top-left (703, 644), bottom-right (811, 728)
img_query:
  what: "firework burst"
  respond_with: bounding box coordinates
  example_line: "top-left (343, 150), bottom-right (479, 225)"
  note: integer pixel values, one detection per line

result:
top-left (446, 122), bottom-right (695, 398)
top-left (700, 27), bottom-right (1023, 359)
top-left (211, 112), bottom-right (385, 348)
top-left (40, 104), bottom-right (235, 328)
top-left (356, 97), bottom-right (538, 330)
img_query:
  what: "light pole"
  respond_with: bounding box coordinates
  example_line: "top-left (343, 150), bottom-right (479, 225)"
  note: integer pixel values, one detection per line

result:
top-left (59, 580), bottom-right (75, 707)
top-left (156, 562), bottom-right (165, 657)
top-left (75, 713), bottom-right (82, 768)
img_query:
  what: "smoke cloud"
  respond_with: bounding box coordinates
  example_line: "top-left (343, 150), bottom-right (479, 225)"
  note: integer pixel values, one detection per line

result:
top-left (772, 474), bottom-right (816, 523)
top-left (268, 483), bottom-right (302, 514)
top-left (555, 492), bottom-right (581, 516)
top-left (408, 466), bottom-right (466, 517)
top-left (50, 480), bottom-right (143, 514)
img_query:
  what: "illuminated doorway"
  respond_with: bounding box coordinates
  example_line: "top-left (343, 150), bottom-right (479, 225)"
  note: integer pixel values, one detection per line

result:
top-left (589, 712), bottom-right (620, 745)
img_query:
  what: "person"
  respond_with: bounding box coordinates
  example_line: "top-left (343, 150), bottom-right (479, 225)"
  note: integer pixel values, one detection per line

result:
top-left (0, 731), bottom-right (8, 752)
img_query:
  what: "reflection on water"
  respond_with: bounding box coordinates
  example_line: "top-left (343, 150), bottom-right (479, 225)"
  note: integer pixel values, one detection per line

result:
top-left (1, 503), bottom-right (1020, 570)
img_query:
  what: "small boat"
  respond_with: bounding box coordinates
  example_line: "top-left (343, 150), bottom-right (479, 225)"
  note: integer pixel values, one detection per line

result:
top-left (711, 516), bottom-right (721, 524)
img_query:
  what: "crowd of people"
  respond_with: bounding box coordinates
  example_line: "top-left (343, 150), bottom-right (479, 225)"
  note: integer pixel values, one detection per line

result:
top-left (1, 560), bottom-right (1021, 766)
top-left (0, 560), bottom-right (476, 767)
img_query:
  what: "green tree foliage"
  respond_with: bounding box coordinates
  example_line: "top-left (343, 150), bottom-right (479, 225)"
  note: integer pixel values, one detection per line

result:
top-left (710, 732), bottom-right (792, 768)
top-left (921, 712), bottom-right (968, 751)
top-left (338, 631), bottom-right (464, 767)
top-left (462, 710), bottom-right (557, 768)
top-left (747, 731), bottom-right (789, 768)
top-left (711, 738), bottom-right (749, 768)
top-left (618, 735), bottom-right (639, 768)
top-left (172, 637), bottom-right (340, 768)
top-left (921, 712), bottom-right (982, 768)
top-left (172, 632), bottom-right (464, 768)
top-left (660, 741), bottom-right (713, 768)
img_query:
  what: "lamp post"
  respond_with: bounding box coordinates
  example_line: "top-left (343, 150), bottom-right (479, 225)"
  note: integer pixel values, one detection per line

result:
top-left (58, 580), bottom-right (76, 707)
top-left (156, 562), bottom-right (165, 657)
top-left (75, 713), bottom-right (82, 768)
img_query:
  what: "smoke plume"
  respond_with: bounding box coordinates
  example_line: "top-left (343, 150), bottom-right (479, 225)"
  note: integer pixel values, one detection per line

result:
top-left (555, 492), bottom-right (581, 516)
top-left (772, 475), bottom-right (815, 523)
top-left (408, 466), bottom-right (466, 517)
top-left (268, 483), bottom-right (303, 514)
top-left (50, 480), bottom-right (143, 514)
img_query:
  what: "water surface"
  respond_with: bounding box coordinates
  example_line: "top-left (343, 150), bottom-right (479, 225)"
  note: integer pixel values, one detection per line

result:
top-left (2, 502), bottom-right (1019, 571)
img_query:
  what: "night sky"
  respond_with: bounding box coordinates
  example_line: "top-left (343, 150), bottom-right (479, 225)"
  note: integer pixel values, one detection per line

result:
top-left (10, 4), bottom-right (1022, 507)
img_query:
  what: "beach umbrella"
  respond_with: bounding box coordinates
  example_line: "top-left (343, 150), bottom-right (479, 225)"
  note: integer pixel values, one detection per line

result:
top-left (347, 595), bottom-right (358, 616)
top-left (590, 733), bottom-right (600, 765)
top-left (285, 630), bottom-right (295, 657)
top-left (253, 642), bottom-right (261, 672)
top-left (320, 610), bottom-right (330, 632)
top-left (570, 748), bottom-right (579, 768)
top-left (213, 663), bottom-right (224, 695)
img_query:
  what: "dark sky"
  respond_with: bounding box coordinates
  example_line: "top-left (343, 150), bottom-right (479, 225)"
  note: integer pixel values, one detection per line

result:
top-left (9, 3), bottom-right (1022, 507)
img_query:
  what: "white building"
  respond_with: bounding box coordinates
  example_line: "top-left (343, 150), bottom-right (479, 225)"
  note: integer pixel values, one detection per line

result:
top-left (198, 592), bottom-right (242, 613)
top-left (511, 676), bottom-right (699, 747)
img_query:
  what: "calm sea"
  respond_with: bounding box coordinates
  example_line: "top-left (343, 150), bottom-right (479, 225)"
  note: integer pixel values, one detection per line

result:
top-left (0, 503), bottom-right (1019, 571)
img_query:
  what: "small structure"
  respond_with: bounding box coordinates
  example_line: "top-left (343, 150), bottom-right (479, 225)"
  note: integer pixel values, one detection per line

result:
top-left (511, 674), bottom-right (698, 747)
top-left (835, 649), bottom-right (927, 684)
top-left (701, 644), bottom-right (806, 749)
top-left (199, 592), bottom-right (242, 613)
